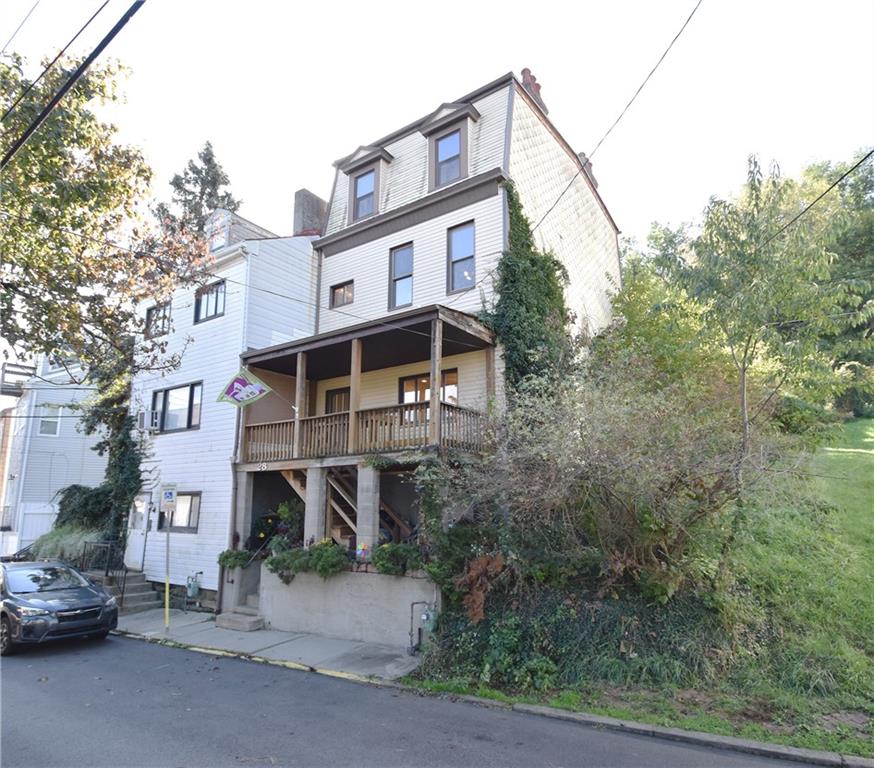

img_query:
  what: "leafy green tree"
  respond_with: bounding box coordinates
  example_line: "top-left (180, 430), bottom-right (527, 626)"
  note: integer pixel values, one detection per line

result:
top-left (803, 151), bottom-right (874, 415)
top-left (654, 157), bottom-right (855, 477)
top-left (0, 54), bottom-right (206, 373)
top-left (155, 141), bottom-right (241, 235)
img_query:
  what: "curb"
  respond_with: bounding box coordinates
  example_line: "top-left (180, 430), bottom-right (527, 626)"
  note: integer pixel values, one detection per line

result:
top-left (113, 631), bottom-right (872, 767)
top-left (511, 704), bottom-right (874, 768)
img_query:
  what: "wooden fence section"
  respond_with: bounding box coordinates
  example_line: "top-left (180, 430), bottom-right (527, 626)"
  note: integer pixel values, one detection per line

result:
top-left (245, 419), bottom-right (295, 462)
top-left (440, 403), bottom-right (486, 452)
top-left (299, 412), bottom-right (350, 458)
top-left (357, 403), bottom-right (430, 453)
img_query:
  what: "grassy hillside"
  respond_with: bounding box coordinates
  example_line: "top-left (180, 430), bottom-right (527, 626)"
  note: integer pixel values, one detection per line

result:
top-left (413, 420), bottom-right (874, 756)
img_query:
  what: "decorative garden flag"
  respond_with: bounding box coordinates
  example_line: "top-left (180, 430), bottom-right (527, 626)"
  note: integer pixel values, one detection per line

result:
top-left (218, 368), bottom-right (272, 406)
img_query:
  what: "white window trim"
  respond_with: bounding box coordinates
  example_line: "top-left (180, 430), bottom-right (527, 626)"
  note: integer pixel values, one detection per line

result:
top-left (38, 405), bottom-right (62, 437)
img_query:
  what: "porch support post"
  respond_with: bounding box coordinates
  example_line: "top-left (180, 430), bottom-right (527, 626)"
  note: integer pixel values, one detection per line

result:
top-left (292, 352), bottom-right (307, 458)
top-left (221, 469), bottom-right (254, 613)
top-left (429, 318), bottom-right (443, 445)
top-left (238, 368), bottom-right (249, 463)
top-left (485, 345), bottom-right (496, 401)
top-left (356, 462), bottom-right (380, 559)
top-left (348, 338), bottom-right (362, 454)
top-left (303, 466), bottom-right (327, 545)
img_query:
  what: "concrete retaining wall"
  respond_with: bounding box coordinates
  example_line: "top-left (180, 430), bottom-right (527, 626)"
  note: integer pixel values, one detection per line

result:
top-left (259, 564), bottom-right (440, 647)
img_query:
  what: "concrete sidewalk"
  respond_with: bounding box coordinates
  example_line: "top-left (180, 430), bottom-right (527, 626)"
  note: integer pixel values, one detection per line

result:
top-left (115, 608), bottom-right (421, 680)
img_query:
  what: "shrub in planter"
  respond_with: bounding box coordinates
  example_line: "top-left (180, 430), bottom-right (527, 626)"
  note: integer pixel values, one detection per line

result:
top-left (372, 542), bottom-right (422, 576)
top-left (265, 540), bottom-right (350, 584)
top-left (217, 549), bottom-right (252, 570)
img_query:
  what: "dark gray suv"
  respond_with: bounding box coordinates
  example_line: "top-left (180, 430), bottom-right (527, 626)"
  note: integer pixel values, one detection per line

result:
top-left (1, 561), bottom-right (118, 655)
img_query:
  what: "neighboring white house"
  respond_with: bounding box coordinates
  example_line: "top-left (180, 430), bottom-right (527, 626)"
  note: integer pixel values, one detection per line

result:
top-left (125, 200), bottom-right (323, 595)
top-left (0, 359), bottom-right (107, 556)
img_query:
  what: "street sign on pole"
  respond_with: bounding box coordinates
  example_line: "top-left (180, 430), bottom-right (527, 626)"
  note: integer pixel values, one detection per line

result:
top-left (160, 484), bottom-right (177, 632)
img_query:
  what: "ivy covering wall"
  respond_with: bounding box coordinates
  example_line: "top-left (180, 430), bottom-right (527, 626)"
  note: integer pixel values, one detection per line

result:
top-left (488, 184), bottom-right (574, 388)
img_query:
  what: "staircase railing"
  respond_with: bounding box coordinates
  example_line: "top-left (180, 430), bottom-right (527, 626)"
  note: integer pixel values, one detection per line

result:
top-left (79, 540), bottom-right (128, 609)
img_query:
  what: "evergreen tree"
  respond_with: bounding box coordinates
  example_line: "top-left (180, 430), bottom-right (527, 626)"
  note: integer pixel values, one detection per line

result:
top-left (156, 141), bottom-right (241, 234)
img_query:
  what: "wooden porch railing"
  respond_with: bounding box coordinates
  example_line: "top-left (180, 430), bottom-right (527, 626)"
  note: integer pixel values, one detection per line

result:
top-left (298, 412), bottom-right (350, 458)
top-left (441, 403), bottom-right (486, 452)
top-left (243, 403), bottom-right (485, 462)
top-left (357, 402), bottom-right (430, 452)
top-left (245, 419), bottom-right (295, 462)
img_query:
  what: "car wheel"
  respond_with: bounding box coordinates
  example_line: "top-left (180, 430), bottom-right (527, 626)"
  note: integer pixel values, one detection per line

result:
top-left (1, 615), bottom-right (15, 656)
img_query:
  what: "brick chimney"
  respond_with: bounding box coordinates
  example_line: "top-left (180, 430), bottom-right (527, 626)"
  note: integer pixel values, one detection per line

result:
top-left (293, 188), bottom-right (327, 236)
top-left (521, 67), bottom-right (548, 115)
top-left (578, 152), bottom-right (598, 189)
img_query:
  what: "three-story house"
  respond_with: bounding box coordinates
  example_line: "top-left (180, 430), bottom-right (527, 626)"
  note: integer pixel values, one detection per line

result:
top-left (229, 70), bottom-right (621, 643)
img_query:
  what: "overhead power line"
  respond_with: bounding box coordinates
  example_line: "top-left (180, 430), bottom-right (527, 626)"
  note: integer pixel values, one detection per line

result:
top-left (1, 0), bottom-right (110, 124)
top-left (0, 0), bottom-right (41, 55)
top-left (532, 0), bottom-right (705, 234)
top-left (0, 0), bottom-right (146, 171)
top-left (761, 148), bottom-right (874, 248)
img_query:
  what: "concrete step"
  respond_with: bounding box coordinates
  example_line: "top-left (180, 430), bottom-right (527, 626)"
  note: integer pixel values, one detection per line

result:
top-left (122, 591), bottom-right (163, 607)
top-left (233, 605), bottom-right (259, 616)
top-left (245, 593), bottom-right (259, 609)
top-left (215, 612), bottom-right (263, 632)
top-left (120, 600), bottom-right (162, 615)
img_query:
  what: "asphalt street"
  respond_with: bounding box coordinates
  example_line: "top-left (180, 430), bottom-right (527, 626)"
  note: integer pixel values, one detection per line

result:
top-left (1, 635), bottom-right (813, 768)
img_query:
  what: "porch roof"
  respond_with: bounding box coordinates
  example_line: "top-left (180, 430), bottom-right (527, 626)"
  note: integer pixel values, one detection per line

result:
top-left (242, 305), bottom-right (494, 380)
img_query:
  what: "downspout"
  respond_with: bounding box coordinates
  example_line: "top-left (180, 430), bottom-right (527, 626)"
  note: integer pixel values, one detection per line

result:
top-left (14, 372), bottom-right (37, 540)
top-left (219, 245), bottom-right (253, 614)
top-left (314, 246), bottom-right (323, 334)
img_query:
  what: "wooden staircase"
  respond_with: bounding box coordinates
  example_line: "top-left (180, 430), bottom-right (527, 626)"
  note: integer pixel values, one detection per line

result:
top-left (278, 467), bottom-right (413, 547)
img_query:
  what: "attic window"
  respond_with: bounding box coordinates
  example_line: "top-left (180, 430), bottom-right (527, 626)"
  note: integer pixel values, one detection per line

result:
top-left (430, 123), bottom-right (468, 190)
top-left (352, 168), bottom-right (377, 221)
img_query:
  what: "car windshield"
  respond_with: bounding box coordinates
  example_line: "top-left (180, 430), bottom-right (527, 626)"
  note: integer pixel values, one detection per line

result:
top-left (5, 565), bottom-right (89, 594)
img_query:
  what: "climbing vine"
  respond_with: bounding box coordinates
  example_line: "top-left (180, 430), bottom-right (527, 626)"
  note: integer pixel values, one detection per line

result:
top-left (487, 183), bottom-right (574, 388)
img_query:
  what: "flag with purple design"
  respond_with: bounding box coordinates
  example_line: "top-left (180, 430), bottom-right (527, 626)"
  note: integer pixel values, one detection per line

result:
top-left (217, 368), bottom-right (272, 406)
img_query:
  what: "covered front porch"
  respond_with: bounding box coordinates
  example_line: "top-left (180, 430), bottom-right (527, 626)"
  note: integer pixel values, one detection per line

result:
top-left (237, 305), bottom-right (496, 468)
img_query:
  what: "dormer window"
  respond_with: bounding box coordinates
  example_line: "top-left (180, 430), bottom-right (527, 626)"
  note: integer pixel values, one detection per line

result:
top-left (421, 102), bottom-right (477, 191)
top-left (353, 168), bottom-right (376, 221)
top-left (435, 129), bottom-right (462, 186)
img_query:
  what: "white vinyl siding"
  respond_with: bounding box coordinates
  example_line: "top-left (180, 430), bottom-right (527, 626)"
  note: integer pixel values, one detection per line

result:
top-left (508, 89), bottom-right (620, 335)
top-left (319, 194), bottom-right (505, 333)
top-left (132, 236), bottom-right (316, 590)
top-left (325, 85), bottom-right (510, 235)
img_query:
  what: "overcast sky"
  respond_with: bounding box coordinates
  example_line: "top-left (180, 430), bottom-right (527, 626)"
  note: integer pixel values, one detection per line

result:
top-left (5, 0), bottom-right (872, 247)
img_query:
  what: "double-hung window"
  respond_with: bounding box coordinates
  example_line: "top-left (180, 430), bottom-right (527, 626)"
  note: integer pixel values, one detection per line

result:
top-left (159, 492), bottom-right (201, 533)
top-left (330, 281), bottom-right (354, 308)
top-left (151, 382), bottom-right (202, 433)
top-left (447, 222), bottom-right (475, 293)
top-left (194, 280), bottom-right (225, 323)
top-left (435, 129), bottom-right (462, 186)
top-left (352, 169), bottom-right (376, 220)
top-left (38, 405), bottom-right (61, 436)
top-left (145, 302), bottom-right (171, 338)
top-left (389, 244), bottom-right (413, 309)
top-left (398, 369), bottom-right (459, 406)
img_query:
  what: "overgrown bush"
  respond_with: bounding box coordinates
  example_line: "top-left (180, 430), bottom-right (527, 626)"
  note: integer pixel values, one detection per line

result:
top-left (265, 539), bottom-right (349, 584)
top-left (422, 352), bottom-right (749, 605)
top-left (372, 542), bottom-right (422, 576)
top-left (30, 525), bottom-right (103, 562)
top-left (54, 484), bottom-right (112, 529)
top-left (772, 394), bottom-right (841, 447)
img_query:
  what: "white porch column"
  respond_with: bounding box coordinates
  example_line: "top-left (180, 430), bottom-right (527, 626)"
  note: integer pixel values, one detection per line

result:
top-left (303, 466), bottom-right (327, 544)
top-left (356, 463), bottom-right (380, 558)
